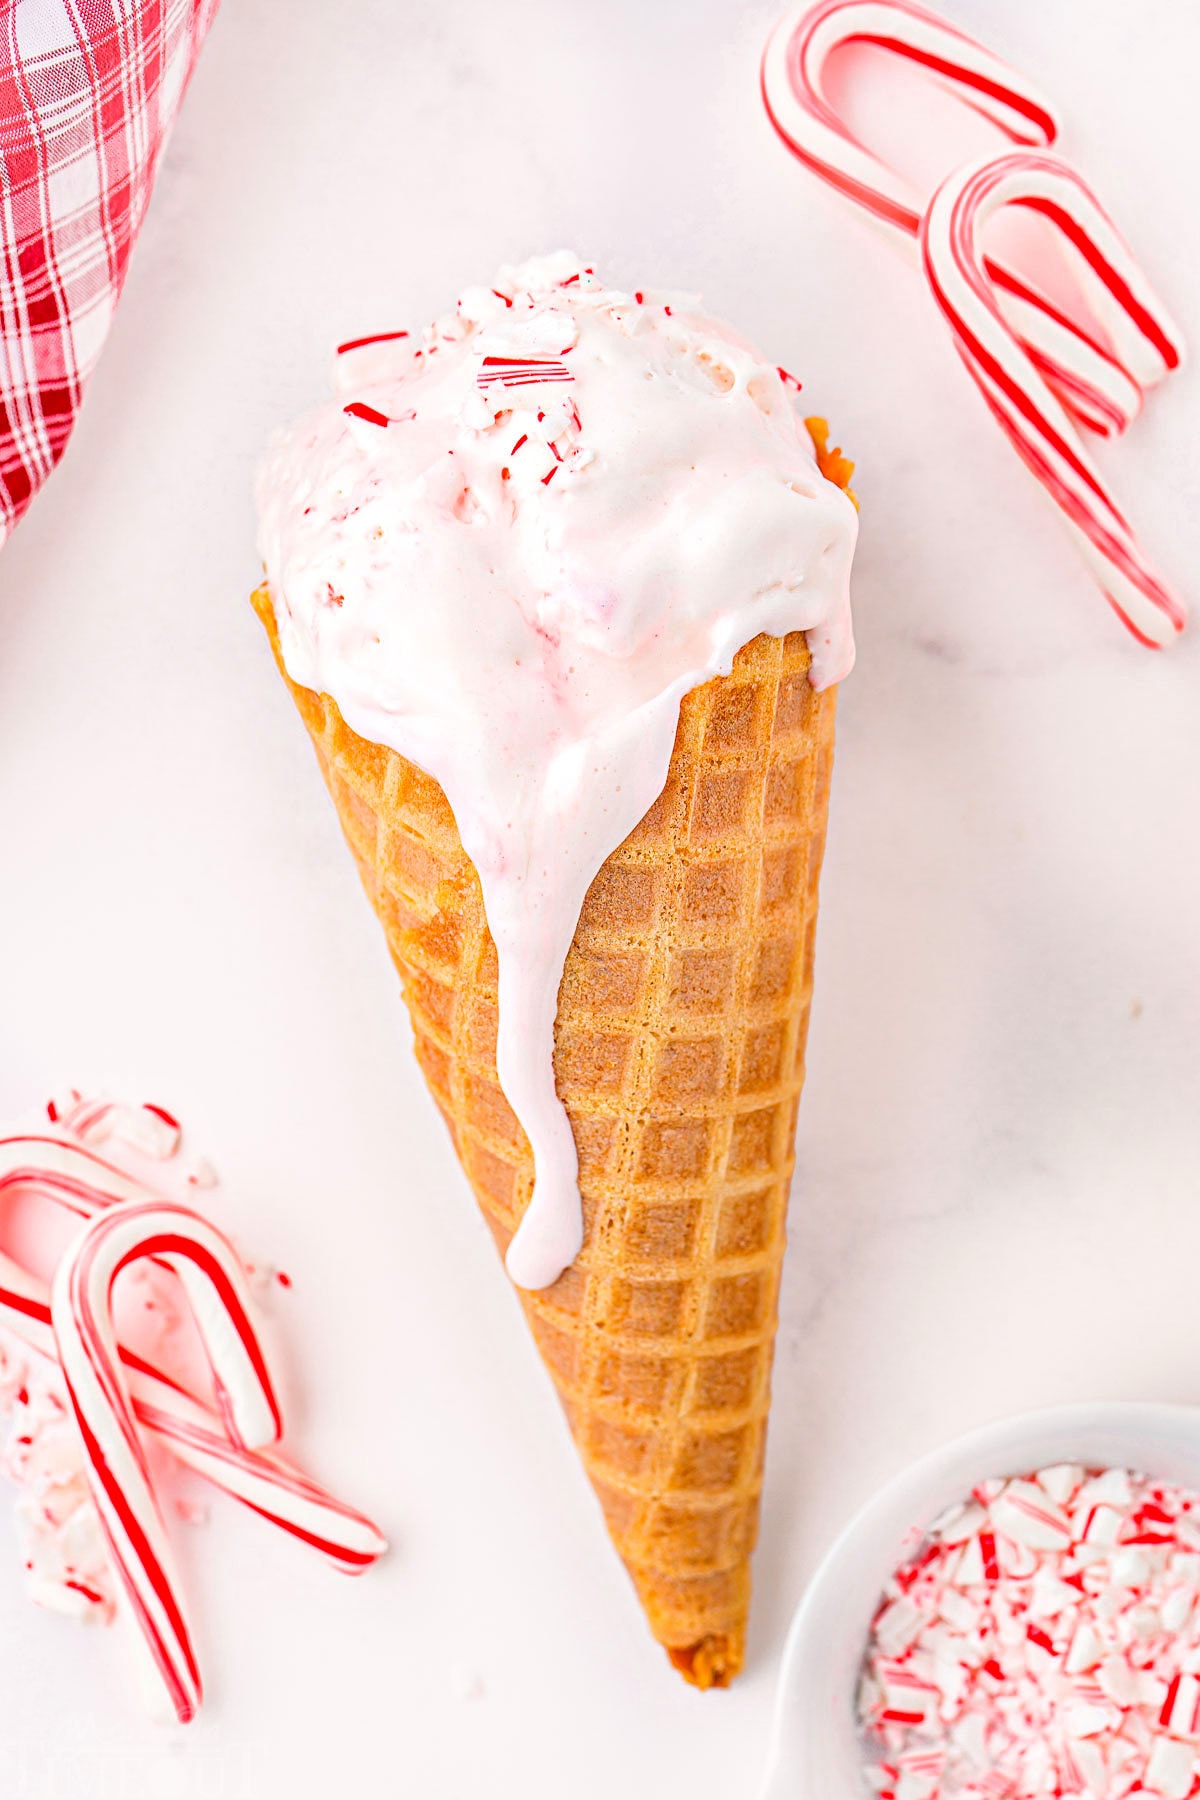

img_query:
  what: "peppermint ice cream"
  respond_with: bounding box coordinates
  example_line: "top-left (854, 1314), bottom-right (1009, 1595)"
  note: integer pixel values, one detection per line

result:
top-left (256, 251), bottom-right (857, 1292)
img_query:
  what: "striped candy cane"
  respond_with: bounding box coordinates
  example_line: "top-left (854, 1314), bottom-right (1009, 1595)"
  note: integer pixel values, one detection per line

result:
top-left (761, 0), bottom-right (1186, 639)
top-left (759, 0), bottom-right (1145, 436)
top-left (0, 1132), bottom-right (386, 1573)
top-left (51, 1202), bottom-right (284, 1722)
top-left (921, 151), bottom-right (1186, 648)
top-left (0, 1252), bottom-right (385, 1574)
top-left (761, 0), bottom-right (1058, 234)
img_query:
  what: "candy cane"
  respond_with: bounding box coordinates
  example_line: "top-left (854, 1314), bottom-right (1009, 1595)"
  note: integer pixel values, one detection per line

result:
top-left (1, 1131), bottom-right (147, 1214)
top-left (761, 2), bottom-right (1155, 438)
top-left (51, 1202), bottom-right (283, 1722)
top-left (0, 1255), bottom-right (384, 1572)
top-left (920, 150), bottom-right (1186, 647)
top-left (0, 1132), bottom-right (385, 1572)
top-left (762, 0), bottom-right (1057, 231)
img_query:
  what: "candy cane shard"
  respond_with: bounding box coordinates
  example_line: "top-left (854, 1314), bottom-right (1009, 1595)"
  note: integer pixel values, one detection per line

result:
top-left (51, 1202), bottom-right (284, 1722)
top-left (920, 150), bottom-right (1187, 647)
top-left (859, 1466), bottom-right (1200, 1799)
top-left (0, 1130), bottom-right (386, 1572)
top-left (760, 1), bottom-right (1146, 435)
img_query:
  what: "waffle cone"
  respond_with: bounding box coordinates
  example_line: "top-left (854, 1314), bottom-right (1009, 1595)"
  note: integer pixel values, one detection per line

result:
top-left (252, 459), bottom-right (843, 1685)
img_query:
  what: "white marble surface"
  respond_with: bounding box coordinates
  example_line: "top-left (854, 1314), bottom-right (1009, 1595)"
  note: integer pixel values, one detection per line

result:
top-left (1, 0), bottom-right (1199, 1794)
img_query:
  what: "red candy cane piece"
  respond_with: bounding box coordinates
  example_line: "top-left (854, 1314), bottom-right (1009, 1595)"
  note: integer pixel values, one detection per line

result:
top-left (761, 2), bottom-right (1145, 437)
top-left (921, 150), bottom-right (1186, 647)
top-left (335, 329), bottom-right (410, 356)
top-left (476, 355), bottom-right (574, 391)
top-left (51, 1202), bottom-right (283, 1722)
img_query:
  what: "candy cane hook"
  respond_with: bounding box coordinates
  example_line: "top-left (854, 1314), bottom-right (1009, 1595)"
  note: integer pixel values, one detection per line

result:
top-left (762, 0), bottom-right (1058, 233)
top-left (52, 1202), bottom-right (283, 1722)
top-left (0, 1130), bottom-right (385, 1573)
top-left (761, 1), bottom-right (1149, 436)
top-left (921, 150), bottom-right (1186, 647)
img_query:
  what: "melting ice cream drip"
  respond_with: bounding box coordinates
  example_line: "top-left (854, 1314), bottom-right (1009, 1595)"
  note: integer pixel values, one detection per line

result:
top-left (256, 252), bottom-right (858, 1289)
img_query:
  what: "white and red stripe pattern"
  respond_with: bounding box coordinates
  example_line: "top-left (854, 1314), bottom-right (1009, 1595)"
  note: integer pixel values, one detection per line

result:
top-left (761, 0), bottom-right (1187, 645)
top-left (860, 1465), bottom-right (1200, 1800)
top-left (0, 0), bottom-right (220, 543)
top-left (761, 0), bottom-right (1058, 236)
top-left (335, 329), bottom-right (411, 357)
top-left (52, 1201), bottom-right (278, 1722)
top-left (1161, 1674), bottom-right (1200, 1739)
top-left (759, 0), bottom-right (1136, 437)
top-left (475, 354), bottom-right (574, 392)
top-left (0, 1132), bottom-right (386, 1574)
top-left (921, 151), bottom-right (1186, 648)
top-left (0, 1106), bottom-right (387, 1717)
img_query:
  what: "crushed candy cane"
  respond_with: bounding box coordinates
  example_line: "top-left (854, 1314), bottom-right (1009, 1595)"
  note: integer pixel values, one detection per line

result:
top-left (859, 1465), bottom-right (1200, 1800)
top-left (0, 1337), bottom-right (115, 1621)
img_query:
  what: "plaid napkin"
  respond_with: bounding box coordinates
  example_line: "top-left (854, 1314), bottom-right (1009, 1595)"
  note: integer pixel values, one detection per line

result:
top-left (0, 0), bottom-right (219, 544)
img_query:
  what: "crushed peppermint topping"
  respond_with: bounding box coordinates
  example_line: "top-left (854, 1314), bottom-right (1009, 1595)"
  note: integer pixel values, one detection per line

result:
top-left (859, 1466), bottom-right (1200, 1800)
top-left (475, 355), bottom-right (574, 390)
top-left (335, 329), bottom-right (409, 356)
top-left (0, 1340), bottom-right (115, 1622)
top-left (343, 401), bottom-right (392, 428)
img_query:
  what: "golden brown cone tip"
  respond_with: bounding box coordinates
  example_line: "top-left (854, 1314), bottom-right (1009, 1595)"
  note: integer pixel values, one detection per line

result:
top-left (250, 423), bottom-right (854, 1690)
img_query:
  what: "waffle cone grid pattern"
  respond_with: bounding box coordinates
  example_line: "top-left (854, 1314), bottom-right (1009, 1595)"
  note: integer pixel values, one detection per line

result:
top-left (253, 587), bottom-right (836, 1688)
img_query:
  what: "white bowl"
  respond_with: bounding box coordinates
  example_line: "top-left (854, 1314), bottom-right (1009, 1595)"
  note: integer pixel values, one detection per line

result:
top-left (758, 1402), bottom-right (1200, 1800)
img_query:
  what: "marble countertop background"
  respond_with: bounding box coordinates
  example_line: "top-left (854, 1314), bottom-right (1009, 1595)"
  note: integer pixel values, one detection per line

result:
top-left (1, 0), bottom-right (1198, 1794)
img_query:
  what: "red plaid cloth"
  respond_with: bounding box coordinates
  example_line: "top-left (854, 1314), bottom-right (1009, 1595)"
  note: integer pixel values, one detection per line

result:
top-left (0, 0), bottom-right (219, 542)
